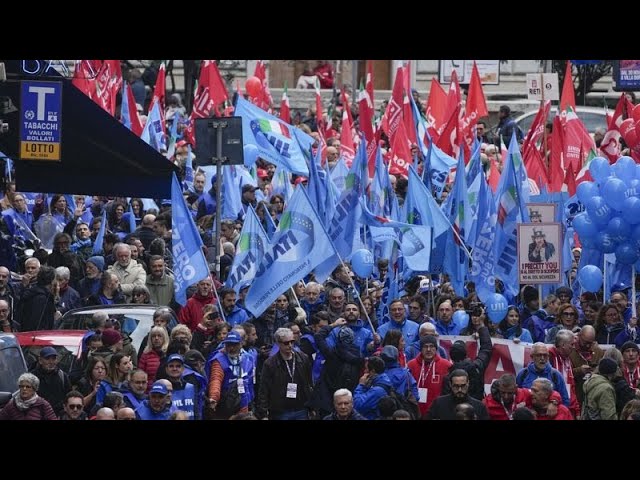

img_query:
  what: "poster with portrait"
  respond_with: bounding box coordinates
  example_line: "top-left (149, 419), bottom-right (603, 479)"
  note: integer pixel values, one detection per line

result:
top-left (526, 203), bottom-right (556, 224)
top-left (518, 223), bottom-right (562, 284)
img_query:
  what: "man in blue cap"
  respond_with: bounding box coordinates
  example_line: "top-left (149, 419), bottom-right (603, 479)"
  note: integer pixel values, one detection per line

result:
top-left (135, 380), bottom-right (176, 420)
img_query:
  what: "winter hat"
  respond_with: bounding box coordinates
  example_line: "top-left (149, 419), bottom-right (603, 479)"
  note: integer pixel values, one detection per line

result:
top-left (620, 341), bottom-right (640, 354)
top-left (101, 329), bottom-right (122, 347)
top-left (450, 340), bottom-right (468, 362)
top-left (87, 255), bottom-right (105, 272)
top-left (522, 285), bottom-right (538, 304)
top-left (380, 345), bottom-right (399, 364)
top-left (420, 335), bottom-right (438, 348)
top-left (598, 358), bottom-right (618, 376)
top-left (337, 326), bottom-right (355, 345)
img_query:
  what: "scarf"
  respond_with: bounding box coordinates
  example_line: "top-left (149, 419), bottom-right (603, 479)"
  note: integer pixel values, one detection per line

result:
top-left (12, 391), bottom-right (39, 411)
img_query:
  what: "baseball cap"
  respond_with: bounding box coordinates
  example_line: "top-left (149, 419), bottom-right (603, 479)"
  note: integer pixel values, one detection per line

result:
top-left (39, 346), bottom-right (57, 358)
top-left (242, 184), bottom-right (259, 194)
top-left (166, 354), bottom-right (185, 365)
top-left (149, 381), bottom-right (169, 396)
top-left (220, 331), bottom-right (242, 345)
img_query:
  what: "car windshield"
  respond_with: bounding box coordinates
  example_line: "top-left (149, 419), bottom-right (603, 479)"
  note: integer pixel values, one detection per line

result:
top-left (0, 345), bottom-right (28, 393)
top-left (22, 345), bottom-right (76, 374)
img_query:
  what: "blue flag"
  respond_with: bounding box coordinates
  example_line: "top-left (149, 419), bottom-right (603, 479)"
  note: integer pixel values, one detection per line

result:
top-left (330, 157), bottom-right (349, 192)
top-left (235, 97), bottom-right (311, 176)
top-left (126, 203), bottom-right (137, 233)
top-left (244, 186), bottom-right (338, 317)
top-left (469, 170), bottom-right (497, 303)
top-left (263, 205), bottom-right (277, 240)
top-left (183, 145), bottom-right (194, 192)
top-left (225, 206), bottom-right (269, 294)
top-left (171, 173), bottom-right (210, 306)
top-left (141, 101), bottom-right (166, 152)
top-left (92, 210), bottom-right (107, 255)
top-left (221, 165), bottom-right (243, 221)
top-left (493, 134), bottom-right (530, 299)
top-left (166, 112), bottom-right (182, 160)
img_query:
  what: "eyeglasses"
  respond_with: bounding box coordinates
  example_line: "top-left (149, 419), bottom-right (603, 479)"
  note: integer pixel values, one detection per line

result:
top-left (279, 340), bottom-right (295, 345)
top-left (451, 383), bottom-right (469, 390)
top-left (561, 312), bottom-right (577, 317)
top-left (67, 404), bottom-right (83, 410)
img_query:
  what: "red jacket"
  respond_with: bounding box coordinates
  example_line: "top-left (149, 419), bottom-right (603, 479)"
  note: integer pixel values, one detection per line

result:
top-left (138, 349), bottom-right (163, 391)
top-left (548, 347), bottom-right (580, 418)
top-left (483, 387), bottom-right (564, 420)
top-left (178, 292), bottom-right (216, 331)
top-left (0, 397), bottom-right (57, 420)
top-left (407, 354), bottom-right (452, 417)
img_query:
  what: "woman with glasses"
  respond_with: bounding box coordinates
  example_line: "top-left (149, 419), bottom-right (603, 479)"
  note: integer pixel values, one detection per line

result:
top-left (545, 304), bottom-right (581, 343)
top-left (0, 373), bottom-right (57, 420)
top-left (496, 306), bottom-right (533, 343)
top-left (75, 355), bottom-right (108, 414)
top-left (131, 285), bottom-right (152, 304)
top-left (595, 303), bottom-right (625, 345)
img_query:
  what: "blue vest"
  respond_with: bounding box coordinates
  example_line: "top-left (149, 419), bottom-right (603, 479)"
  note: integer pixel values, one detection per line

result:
top-left (135, 400), bottom-right (176, 420)
top-left (214, 351), bottom-right (255, 409)
top-left (171, 383), bottom-right (196, 420)
top-left (301, 333), bottom-right (324, 384)
top-left (123, 391), bottom-right (144, 411)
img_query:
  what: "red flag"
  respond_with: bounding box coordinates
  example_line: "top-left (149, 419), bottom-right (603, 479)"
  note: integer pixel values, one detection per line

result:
top-left (438, 71), bottom-right (462, 158)
top-left (340, 87), bottom-right (353, 126)
top-left (125, 82), bottom-right (143, 137)
top-left (403, 61), bottom-right (411, 92)
top-left (488, 155), bottom-right (500, 193)
top-left (94, 60), bottom-right (122, 116)
top-left (365, 60), bottom-right (375, 116)
top-left (436, 105), bottom-right (460, 158)
top-left (358, 84), bottom-right (377, 177)
top-left (382, 67), bottom-right (405, 144)
top-left (548, 115), bottom-right (565, 192)
top-left (340, 108), bottom-right (356, 167)
top-left (464, 61), bottom-right (488, 120)
top-left (72, 60), bottom-right (99, 100)
top-left (563, 163), bottom-right (577, 197)
top-left (522, 100), bottom-right (551, 155)
top-left (403, 90), bottom-right (417, 146)
top-left (280, 82), bottom-right (291, 124)
top-left (524, 145), bottom-right (550, 190)
top-left (389, 120), bottom-right (413, 177)
top-left (254, 60), bottom-right (273, 111)
top-left (560, 61), bottom-right (576, 113)
top-left (426, 78), bottom-right (447, 140)
top-left (148, 62), bottom-right (166, 133)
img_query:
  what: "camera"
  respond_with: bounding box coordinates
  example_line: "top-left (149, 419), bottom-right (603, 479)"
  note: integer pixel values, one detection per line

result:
top-left (468, 302), bottom-right (485, 317)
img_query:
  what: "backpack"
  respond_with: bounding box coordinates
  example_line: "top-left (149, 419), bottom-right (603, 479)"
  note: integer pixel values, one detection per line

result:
top-left (382, 381), bottom-right (421, 420)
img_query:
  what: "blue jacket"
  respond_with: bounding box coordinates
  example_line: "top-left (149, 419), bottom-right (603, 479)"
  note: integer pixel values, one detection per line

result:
top-left (377, 318), bottom-right (420, 346)
top-left (326, 319), bottom-right (373, 357)
top-left (499, 325), bottom-right (533, 343)
top-left (215, 351), bottom-right (255, 409)
top-left (224, 304), bottom-right (250, 327)
top-left (516, 362), bottom-right (570, 407)
top-left (300, 333), bottom-right (324, 384)
top-left (434, 317), bottom-right (464, 336)
top-left (353, 373), bottom-right (393, 420)
top-left (385, 363), bottom-right (420, 400)
top-left (135, 400), bottom-right (177, 420)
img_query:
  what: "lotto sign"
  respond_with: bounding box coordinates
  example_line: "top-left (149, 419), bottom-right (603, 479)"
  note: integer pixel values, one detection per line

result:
top-left (20, 80), bottom-right (62, 161)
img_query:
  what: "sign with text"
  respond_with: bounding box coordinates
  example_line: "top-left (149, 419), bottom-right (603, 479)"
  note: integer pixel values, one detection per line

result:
top-left (612, 60), bottom-right (640, 92)
top-left (20, 80), bottom-right (62, 161)
top-left (439, 60), bottom-right (500, 85)
top-left (518, 222), bottom-right (562, 284)
top-left (526, 73), bottom-right (559, 101)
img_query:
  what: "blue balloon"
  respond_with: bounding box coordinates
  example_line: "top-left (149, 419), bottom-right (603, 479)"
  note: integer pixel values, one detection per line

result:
top-left (243, 144), bottom-right (259, 167)
top-left (350, 249), bottom-right (374, 278)
top-left (622, 197), bottom-right (640, 225)
top-left (613, 156), bottom-right (637, 186)
top-left (602, 177), bottom-right (628, 211)
top-left (485, 293), bottom-right (508, 324)
top-left (578, 265), bottom-right (603, 292)
top-left (634, 257), bottom-right (640, 271)
top-left (572, 212), bottom-right (598, 240)
top-left (615, 242), bottom-right (639, 265)
top-left (452, 310), bottom-right (469, 329)
top-left (606, 216), bottom-right (631, 242)
top-left (631, 224), bottom-right (640, 243)
top-left (585, 196), bottom-right (612, 226)
top-left (589, 157), bottom-right (611, 183)
top-left (596, 231), bottom-right (618, 253)
top-left (576, 181), bottom-right (599, 205)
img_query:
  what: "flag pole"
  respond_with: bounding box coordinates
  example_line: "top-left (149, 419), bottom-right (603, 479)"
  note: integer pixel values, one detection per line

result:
top-left (212, 280), bottom-right (227, 325)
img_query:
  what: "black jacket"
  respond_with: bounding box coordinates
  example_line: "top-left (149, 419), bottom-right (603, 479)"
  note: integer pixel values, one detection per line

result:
top-left (32, 365), bottom-right (72, 418)
top-left (255, 350), bottom-right (312, 419)
top-left (18, 285), bottom-right (56, 331)
top-left (425, 394), bottom-right (490, 420)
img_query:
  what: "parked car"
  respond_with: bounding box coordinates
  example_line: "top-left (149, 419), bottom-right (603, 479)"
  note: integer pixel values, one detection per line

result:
top-left (0, 333), bottom-right (29, 407)
top-left (515, 106), bottom-right (608, 135)
top-left (58, 304), bottom-right (178, 354)
top-left (14, 330), bottom-right (85, 376)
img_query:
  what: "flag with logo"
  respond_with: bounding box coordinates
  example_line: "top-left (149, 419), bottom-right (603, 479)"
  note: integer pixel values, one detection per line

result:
top-left (171, 173), bottom-right (210, 306)
top-left (244, 186), bottom-right (338, 317)
top-left (235, 96), bottom-right (311, 176)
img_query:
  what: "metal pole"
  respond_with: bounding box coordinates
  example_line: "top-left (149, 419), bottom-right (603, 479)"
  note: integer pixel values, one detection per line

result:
top-left (352, 60), bottom-right (358, 98)
top-left (214, 121), bottom-right (225, 281)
